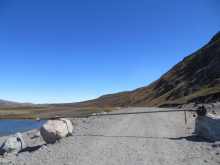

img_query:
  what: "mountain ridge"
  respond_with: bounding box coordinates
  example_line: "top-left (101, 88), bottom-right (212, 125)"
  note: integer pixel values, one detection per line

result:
top-left (1, 32), bottom-right (220, 119)
top-left (66, 31), bottom-right (220, 107)
top-left (1, 31), bottom-right (220, 109)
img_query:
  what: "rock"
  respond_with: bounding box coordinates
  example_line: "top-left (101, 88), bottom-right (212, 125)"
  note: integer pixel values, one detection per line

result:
top-left (40, 118), bottom-right (73, 144)
top-left (195, 114), bottom-right (220, 142)
top-left (212, 141), bottom-right (220, 147)
top-left (0, 133), bottom-right (25, 155)
top-left (33, 129), bottom-right (41, 138)
top-left (204, 159), bottom-right (209, 162)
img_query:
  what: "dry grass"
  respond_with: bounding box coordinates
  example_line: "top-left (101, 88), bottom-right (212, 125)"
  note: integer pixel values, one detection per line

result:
top-left (0, 105), bottom-right (117, 119)
top-left (0, 110), bottom-right (29, 115)
top-left (1, 32), bottom-right (219, 119)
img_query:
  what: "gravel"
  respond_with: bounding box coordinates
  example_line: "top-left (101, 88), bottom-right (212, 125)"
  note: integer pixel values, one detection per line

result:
top-left (1, 107), bottom-right (220, 165)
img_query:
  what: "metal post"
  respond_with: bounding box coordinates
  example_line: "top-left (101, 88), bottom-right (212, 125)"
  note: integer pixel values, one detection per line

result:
top-left (184, 111), bottom-right (187, 124)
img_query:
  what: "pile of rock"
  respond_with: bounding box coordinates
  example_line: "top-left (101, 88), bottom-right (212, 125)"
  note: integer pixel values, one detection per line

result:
top-left (0, 118), bottom-right (73, 156)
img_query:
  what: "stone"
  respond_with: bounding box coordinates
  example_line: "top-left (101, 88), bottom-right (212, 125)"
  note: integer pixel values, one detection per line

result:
top-left (40, 118), bottom-right (73, 144)
top-left (195, 114), bottom-right (220, 142)
top-left (212, 141), bottom-right (220, 147)
top-left (33, 129), bottom-right (41, 138)
top-left (0, 133), bottom-right (25, 155)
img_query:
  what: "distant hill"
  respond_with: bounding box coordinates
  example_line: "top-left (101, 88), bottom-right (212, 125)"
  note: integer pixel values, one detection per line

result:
top-left (65, 31), bottom-right (220, 108)
top-left (0, 99), bottom-right (33, 107)
top-left (1, 32), bottom-right (220, 119)
top-left (2, 32), bottom-right (220, 110)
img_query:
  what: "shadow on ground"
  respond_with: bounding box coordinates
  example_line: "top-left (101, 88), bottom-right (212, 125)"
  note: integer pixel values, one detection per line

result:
top-left (169, 135), bottom-right (212, 143)
top-left (18, 145), bottom-right (42, 153)
top-left (76, 134), bottom-right (211, 143)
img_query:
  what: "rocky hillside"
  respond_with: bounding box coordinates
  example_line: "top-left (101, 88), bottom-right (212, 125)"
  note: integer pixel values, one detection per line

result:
top-left (67, 31), bottom-right (220, 107)
top-left (129, 31), bottom-right (220, 106)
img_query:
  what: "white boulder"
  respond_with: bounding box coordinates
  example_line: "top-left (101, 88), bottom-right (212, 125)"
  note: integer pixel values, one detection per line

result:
top-left (195, 114), bottom-right (220, 142)
top-left (0, 132), bottom-right (25, 154)
top-left (40, 118), bottom-right (73, 143)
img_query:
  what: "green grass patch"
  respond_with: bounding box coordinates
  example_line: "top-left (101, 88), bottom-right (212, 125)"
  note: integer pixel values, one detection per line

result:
top-left (66, 132), bottom-right (73, 137)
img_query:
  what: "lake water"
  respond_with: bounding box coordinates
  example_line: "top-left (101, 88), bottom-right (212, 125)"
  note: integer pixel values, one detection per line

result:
top-left (0, 120), bottom-right (46, 137)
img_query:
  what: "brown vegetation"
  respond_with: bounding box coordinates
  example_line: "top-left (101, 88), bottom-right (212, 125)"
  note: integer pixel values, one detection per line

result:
top-left (65, 31), bottom-right (220, 107)
top-left (1, 31), bottom-right (220, 119)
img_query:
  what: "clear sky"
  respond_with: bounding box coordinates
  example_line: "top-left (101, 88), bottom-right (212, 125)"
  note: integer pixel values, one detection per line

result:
top-left (0, 0), bottom-right (220, 104)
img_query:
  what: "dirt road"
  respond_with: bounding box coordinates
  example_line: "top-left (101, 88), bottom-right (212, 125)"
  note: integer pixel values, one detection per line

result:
top-left (1, 107), bottom-right (220, 164)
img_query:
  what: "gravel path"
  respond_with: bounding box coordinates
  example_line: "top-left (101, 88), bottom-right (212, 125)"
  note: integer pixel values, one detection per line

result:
top-left (1, 107), bottom-right (220, 165)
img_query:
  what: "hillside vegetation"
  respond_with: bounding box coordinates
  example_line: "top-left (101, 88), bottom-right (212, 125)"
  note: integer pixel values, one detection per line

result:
top-left (1, 31), bottom-right (220, 119)
top-left (66, 31), bottom-right (220, 107)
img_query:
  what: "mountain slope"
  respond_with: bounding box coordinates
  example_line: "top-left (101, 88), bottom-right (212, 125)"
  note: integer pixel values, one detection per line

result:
top-left (1, 32), bottom-right (219, 119)
top-left (129, 31), bottom-right (220, 106)
top-left (2, 32), bottom-right (220, 109)
top-left (68, 31), bottom-right (220, 107)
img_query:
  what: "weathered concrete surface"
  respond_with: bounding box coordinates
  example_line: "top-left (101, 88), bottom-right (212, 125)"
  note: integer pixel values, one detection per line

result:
top-left (195, 113), bottom-right (220, 142)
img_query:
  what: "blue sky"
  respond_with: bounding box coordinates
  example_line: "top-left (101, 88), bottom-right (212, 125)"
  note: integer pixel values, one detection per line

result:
top-left (0, 0), bottom-right (220, 104)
